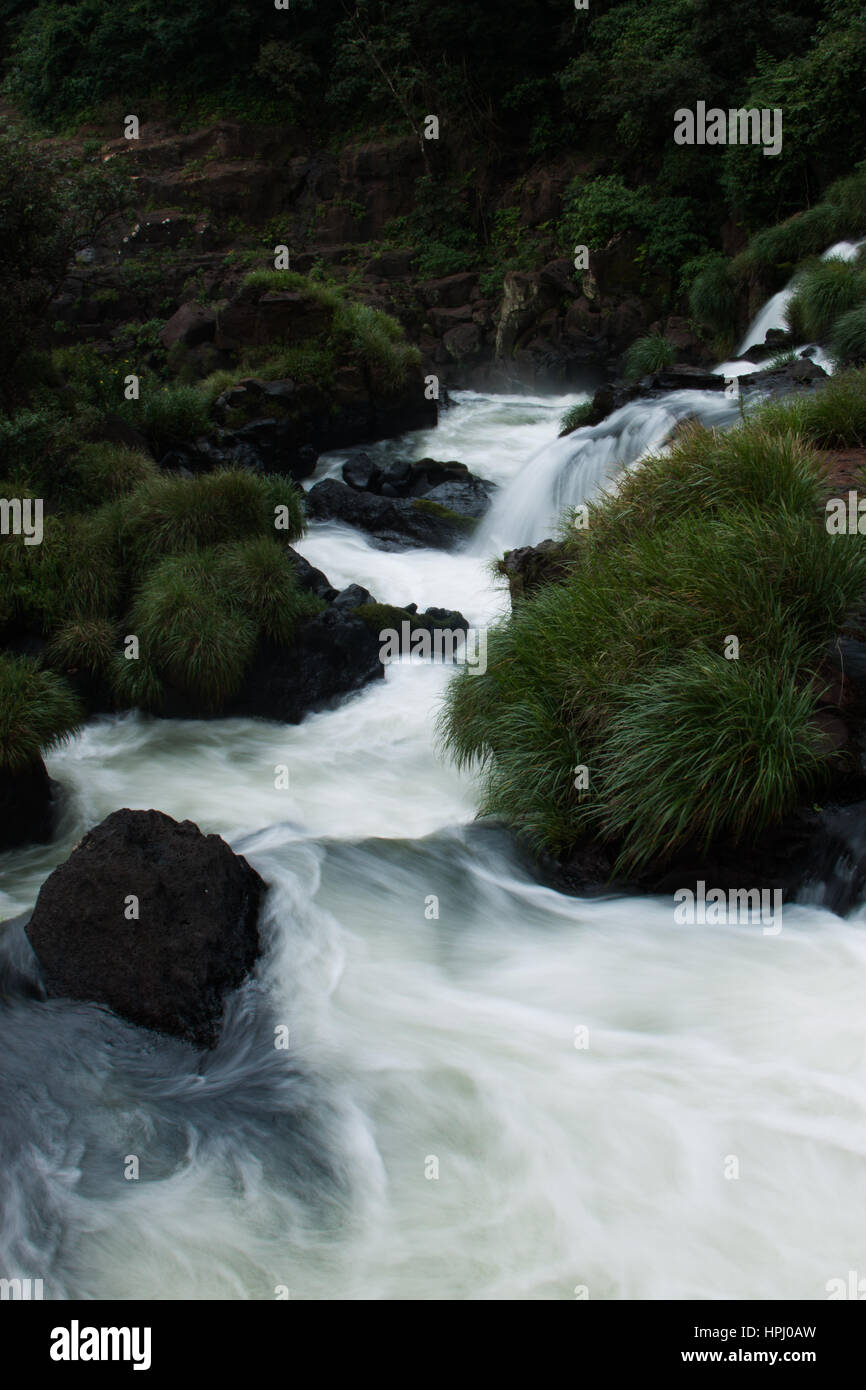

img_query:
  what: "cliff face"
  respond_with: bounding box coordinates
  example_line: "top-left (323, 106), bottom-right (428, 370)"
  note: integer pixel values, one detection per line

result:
top-left (33, 113), bottom-right (712, 396)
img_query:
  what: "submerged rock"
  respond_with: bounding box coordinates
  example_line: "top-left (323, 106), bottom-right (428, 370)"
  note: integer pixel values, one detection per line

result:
top-left (25, 809), bottom-right (264, 1049)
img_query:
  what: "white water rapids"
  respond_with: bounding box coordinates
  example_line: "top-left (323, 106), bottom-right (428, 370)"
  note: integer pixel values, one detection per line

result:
top-left (2, 362), bottom-right (866, 1301)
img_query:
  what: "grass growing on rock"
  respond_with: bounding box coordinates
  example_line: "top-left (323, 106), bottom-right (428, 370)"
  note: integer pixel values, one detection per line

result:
top-left (623, 334), bottom-right (676, 382)
top-left (0, 652), bottom-right (83, 770)
top-left (784, 258), bottom-right (866, 342)
top-left (439, 397), bottom-right (866, 872)
top-left (750, 367), bottom-right (866, 447)
top-left (560, 401), bottom-right (594, 435)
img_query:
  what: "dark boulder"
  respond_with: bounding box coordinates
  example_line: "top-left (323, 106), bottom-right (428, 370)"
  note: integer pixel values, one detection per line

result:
top-left (739, 357), bottom-right (828, 397)
top-left (285, 547), bottom-right (339, 602)
top-left (231, 608), bottom-right (384, 722)
top-left (342, 452), bottom-right (379, 491)
top-left (499, 540), bottom-right (570, 603)
top-left (24, 809), bottom-right (264, 1048)
top-left (0, 760), bottom-right (56, 851)
top-left (306, 476), bottom-right (490, 549)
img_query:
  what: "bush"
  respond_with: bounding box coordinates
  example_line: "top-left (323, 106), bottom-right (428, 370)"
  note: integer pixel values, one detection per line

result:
top-left (688, 255), bottom-right (738, 335)
top-left (132, 382), bottom-right (211, 450)
top-left (752, 367), bottom-right (866, 447)
top-left (46, 617), bottom-right (118, 676)
top-left (596, 649), bottom-right (833, 868)
top-left (333, 300), bottom-right (421, 391)
top-left (623, 334), bottom-right (676, 381)
top-left (69, 442), bottom-right (158, 505)
top-left (216, 536), bottom-right (324, 642)
top-left (784, 258), bottom-right (866, 342)
top-left (440, 413), bottom-right (865, 870)
top-left (0, 652), bottom-right (82, 771)
top-left (129, 552), bottom-right (256, 710)
top-left (732, 205), bottom-right (848, 285)
top-left (121, 469), bottom-right (305, 567)
top-left (830, 304), bottom-right (866, 366)
top-left (560, 401), bottom-right (594, 435)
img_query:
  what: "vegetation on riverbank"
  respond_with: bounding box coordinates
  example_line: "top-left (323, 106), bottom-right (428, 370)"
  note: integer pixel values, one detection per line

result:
top-left (441, 370), bottom-right (866, 871)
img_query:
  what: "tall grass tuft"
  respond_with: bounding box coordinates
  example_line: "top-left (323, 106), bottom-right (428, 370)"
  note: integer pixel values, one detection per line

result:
top-left (623, 334), bottom-right (676, 382)
top-left (0, 652), bottom-right (82, 771)
top-left (217, 536), bottom-right (325, 643)
top-left (129, 551), bottom-right (256, 710)
top-left (783, 258), bottom-right (866, 342)
top-left (121, 469), bottom-right (305, 568)
top-left (829, 304), bottom-right (866, 367)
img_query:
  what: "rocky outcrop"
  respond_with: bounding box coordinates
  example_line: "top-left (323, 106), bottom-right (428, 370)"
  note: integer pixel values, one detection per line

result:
top-left (0, 760), bottom-right (56, 852)
top-left (499, 540), bottom-right (570, 602)
top-left (306, 464), bottom-right (494, 549)
top-left (25, 809), bottom-right (265, 1048)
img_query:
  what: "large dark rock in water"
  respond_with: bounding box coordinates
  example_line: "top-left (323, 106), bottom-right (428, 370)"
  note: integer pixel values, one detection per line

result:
top-left (306, 475), bottom-right (491, 549)
top-left (25, 810), bottom-right (264, 1048)
top-left (0, 759), bottom-right (56, 851)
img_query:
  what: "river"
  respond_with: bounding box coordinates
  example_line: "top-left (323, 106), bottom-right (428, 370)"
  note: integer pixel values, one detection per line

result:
top-left (1, 286), bottom-right (865, 1301)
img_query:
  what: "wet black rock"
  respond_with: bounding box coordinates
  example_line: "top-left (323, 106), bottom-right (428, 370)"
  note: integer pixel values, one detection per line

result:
top-left (25, 809), bottom-right (265, 1049)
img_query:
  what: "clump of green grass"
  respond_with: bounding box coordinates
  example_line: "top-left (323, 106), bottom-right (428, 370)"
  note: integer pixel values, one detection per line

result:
top-left (69, 442), bottom-right (158, 504)
top-left (596, 647), bottom-right (834, 868)
top-left (0, 652), bottom-right (82, 771)
top-left (133, 382), bottom-right (211, 449)
top-left (109, 652), bottom-right (166, 712)
top-left (784, 258), bottom-right (866, 342)
top-left (830, 304), bottom-right (866, 367)
top-left (564, 418), bottom-right (825, 551)
top-left (216, 536), bottom-right (324, 643)
top-left (239, 269), bottom-right (341, 311)
top-left (732, 205), bottom-right (848, 283)
top-left (46, 617), bottom-right (117, 676)
top-left (688, 256), bottom-right (738, 335)
top-left (121, 469), bottom-right (305, 568)
top-left (560, 401), bottom-right (594, 435)
top-left (129, 551), bottom-right (257, 710)
top-left (439, 408), bottom-right (866, 872)
top-left (623, 334), bottom-right (676, 382)
top-left (333, 300), bottom-right (421, 392)
top-left (751, 367), bottom-right (866, 447)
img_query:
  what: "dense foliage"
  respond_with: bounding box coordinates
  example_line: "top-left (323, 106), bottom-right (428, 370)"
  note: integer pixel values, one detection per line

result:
top-left (440, 375), bottom-right (866, 871)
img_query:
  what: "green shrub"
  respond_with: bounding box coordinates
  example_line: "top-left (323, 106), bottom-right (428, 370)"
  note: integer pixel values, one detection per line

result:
top-left (69, 441), bottom-right (158, 505)
top-left (830, 305), bottom-right (866, 366)
top-left (823, 169), bottom-right (866, 233)
top-left (109, 652), bottom-right (165, 712)
top-left (560, 401), bottom-right (594, 435)
top-left (784, 258), bottom-right (866, 341)
top-left (440, 414), bottom-right (865, 871)
top-left (570, 420), bottom-right (825, 548)
top-left (239, 269), bottom-right (340, 312)
top-left (0, 652), bottom-right (82, 771)
top-left (216, 536), bottom-right (324, 643)
top-left (332, 300), bottom-right (421, 391)
top-left (133, 382), bottom-right (211, 450)
top-left (623, 334), bottom-right (676, 381)
top-left (129, 552), bottom-right (256, 710)
top-left (46, 617), bottom-right (117, 676)
top-left (688, 256), bottom-right (738, 335)
top-left (121, 469), bottom-right (305, 567)
top-left (596, 648), bottom-right (833, 868)
top-left (752, 368), bottom-right (866, 447)
top-left (732, 205), bottom-right (848, 284)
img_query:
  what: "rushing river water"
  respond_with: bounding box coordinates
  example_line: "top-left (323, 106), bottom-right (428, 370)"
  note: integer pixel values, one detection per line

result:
top-left (2, 338), bottom-right (866, 1301)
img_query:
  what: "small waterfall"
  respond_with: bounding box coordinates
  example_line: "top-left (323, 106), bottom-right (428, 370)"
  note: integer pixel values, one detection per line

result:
top-left (737, 236), bottom-right (865, 355)
top-left (475, 389), bottom-right (742, 553)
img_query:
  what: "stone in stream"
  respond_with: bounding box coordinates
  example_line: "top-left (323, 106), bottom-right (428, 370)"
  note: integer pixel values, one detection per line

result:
top-left (25, 809), bottom-right (265, 1049)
